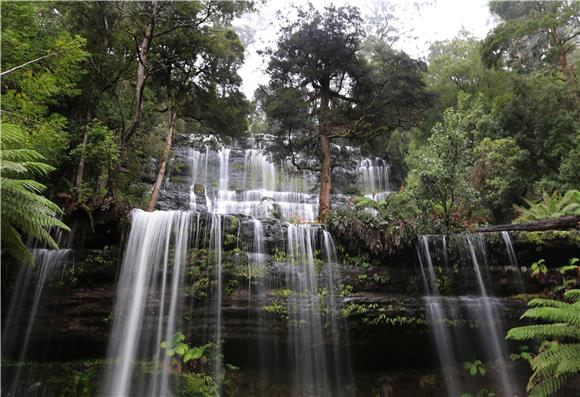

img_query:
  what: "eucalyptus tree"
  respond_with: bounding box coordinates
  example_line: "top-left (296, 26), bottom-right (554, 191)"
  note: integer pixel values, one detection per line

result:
top-left (482, 0), bottom-right (580, 113)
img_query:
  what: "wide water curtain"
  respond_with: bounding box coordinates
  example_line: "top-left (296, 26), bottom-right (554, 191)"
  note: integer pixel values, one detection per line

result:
top-left (103, 146), bottom-right (355, 396)
top-left (103, 211), bottom-right (191, 397)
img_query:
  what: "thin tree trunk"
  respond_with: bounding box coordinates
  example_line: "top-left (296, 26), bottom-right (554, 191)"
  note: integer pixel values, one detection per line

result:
top-left (549, 28), bottom-right (579, 113)
top-left (74, 109), bottom-right (92, 193)
top-left (318, 89), bottom-right (332, 222)
top-left (107, 0), bottom-right (162, 197)
top-left (146, 106), bottom-right (176, 211)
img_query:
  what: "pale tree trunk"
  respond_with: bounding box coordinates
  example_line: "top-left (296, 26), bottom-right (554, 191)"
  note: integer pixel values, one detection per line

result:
top-left (108, 0), bottom-right (162, 197)
top-left (146, 105), bottom-right (176, 211)
top-left (318, 89), bottom-right (332, 222)
top-left (74, 110), bottom-right (92, 193)
top-left (549, 28), bottom-right (579, 113)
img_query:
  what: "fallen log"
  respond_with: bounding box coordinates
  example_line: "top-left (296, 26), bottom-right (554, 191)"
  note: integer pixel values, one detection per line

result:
top-left (476, 216), bottom-right (579, 233)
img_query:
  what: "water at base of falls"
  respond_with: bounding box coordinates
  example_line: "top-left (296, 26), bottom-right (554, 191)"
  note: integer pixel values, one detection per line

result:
top-left (418, 234), bottom-right (520, 397)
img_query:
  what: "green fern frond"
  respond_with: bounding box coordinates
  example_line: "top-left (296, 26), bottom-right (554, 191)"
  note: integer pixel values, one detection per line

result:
top-left (521, 307), bottom-right (580, 327)
top-left (514, 190), bottom-right (580, 222)
top-left (507, 324), bottom-right (580, 341)
top-left (527, 298), bottom-right (569, 308)
top-left (0, 123), bottom-right (69, 264)
top-left (508, 283), bottom-right (580, 397)
top-left (564, 289), bottom-right (580, 303)
top-left (528, 374), bottom-right (565, 397)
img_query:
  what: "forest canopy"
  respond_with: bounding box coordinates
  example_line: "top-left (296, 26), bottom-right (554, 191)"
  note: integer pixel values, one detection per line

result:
top-left (1, 0), bottom-right (579, 261)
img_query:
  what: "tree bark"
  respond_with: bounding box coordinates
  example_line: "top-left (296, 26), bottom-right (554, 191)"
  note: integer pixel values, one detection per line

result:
top-left (318, 89), bottom-right (332, 222)
top-left (475, 216), bottom-right (579, 233)
top-left (146, 105), bottom-right (176, 212)
top-left (549, 28), bottom-right (579, 113)
top-left (107, 0), bottom-right (162, 197)
top-left (74, 109), bottom-right (92, 193)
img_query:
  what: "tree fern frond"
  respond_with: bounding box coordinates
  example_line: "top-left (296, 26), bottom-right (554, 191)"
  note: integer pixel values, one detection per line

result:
top-left (0, 123), bottom-right (27, 146)
top-left (0, 124), bottom-right (69, 263)
top-left (564, 289), bottom-right (580, 303)
top-left (1, 148), bottom-right (47, 162)
top-left (521, 307), bottom-right (580, 326)
top-left (528, 298), bottom-right (569, 308)
top-left (507, 324), bottom-right (580, 341)
top-left (528, 373), bottom-right (566, 397)
top-left (0, 223), bottom-right (34, 265)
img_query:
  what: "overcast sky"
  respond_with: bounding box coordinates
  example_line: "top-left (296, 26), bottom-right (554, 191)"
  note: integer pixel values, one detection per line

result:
top-left (233, 0), bottom-right (498, 99)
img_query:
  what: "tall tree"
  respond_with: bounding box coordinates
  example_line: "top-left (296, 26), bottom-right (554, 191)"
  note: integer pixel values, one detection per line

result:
top-left (482, 0), bottom-right (580, 113)
top-left (146, 1), bottom-right (250, 211)
top-left (264, 5), bottom-right (365, 221)
top-left (263, 5), bottom-right (429, 220)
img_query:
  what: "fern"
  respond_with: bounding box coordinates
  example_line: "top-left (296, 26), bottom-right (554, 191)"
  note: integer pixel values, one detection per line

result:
top-left (507, 289), bottom-right (580, 397)
top-left (1, 123), bottom-right (69, 264)
top-left (514, 190), bottom-right (580, 223)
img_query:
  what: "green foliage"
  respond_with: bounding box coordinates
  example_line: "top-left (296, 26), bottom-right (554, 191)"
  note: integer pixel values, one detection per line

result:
top-left (531, 259), bottom-right (548, 283)
top-left (1, 1), bottom-right (87, 165)
top-left (161, 333), bottom-right (213, 365)
top-left (271, 248), bottom-right (287, 262)
top-left (341, 302), bottom-right (425, 327)
top-left (514, 190), bottom-right (580, 223)
top-left (1, 124), bottom-right (70, 264)
top-left (463, 359), bottom-right (486, 377)
top-left (407, 107), bottom-right (478, 229)
top-left (507, 288), bottom-right (580, 397)
top-left (327, 197), bottom-right (417, 257)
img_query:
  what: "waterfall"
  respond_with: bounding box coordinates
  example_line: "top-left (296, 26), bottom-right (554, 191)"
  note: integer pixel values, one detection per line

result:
top-left (286, 224), bottom-right (330, 395)
top-left (417, 236), bottom-right (461, 397)
top-left (465, 235), bottom-right (514, 397)
top-left (501, 231), bottom-right (525, 292)
top-left (102, 138), bottom-right (354, 396)
top-left (187, 146), bottom-right (318, 221)
top-left (419, 234), bottom-right (519, 397)
top-left (210, 213), bottom-right (224, 393)
top-left (2, 248), bottom-right (70, 397)
top-left (359, 157), bottom-right (391, 201)
top-left (102, 210), bottom-right (191, 397)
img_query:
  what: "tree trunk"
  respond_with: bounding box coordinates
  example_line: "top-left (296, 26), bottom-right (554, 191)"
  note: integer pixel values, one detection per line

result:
top-left (318, 89), bottom-right (332, 222)
top-left (107, 0), bottom-right (162, 197)
top-left (146, 105), bottom-right (176, 212)
top-left (74, 109), bottom-right (92, 193)
top-left (475, 216), bottom-right (579, 233)
top-left (549, 28), bottom-right (579, 113)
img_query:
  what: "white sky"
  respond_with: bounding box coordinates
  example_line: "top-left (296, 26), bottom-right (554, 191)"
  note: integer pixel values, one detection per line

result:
top-left (233, 0), bottom-right (498, 99)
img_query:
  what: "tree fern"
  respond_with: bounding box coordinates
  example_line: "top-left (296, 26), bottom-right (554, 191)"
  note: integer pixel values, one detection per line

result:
top-left (514, 190), bottom-right (580, 223)
top-left (506, 288), bottom-right (580, 397)
top-left (1, 123), bottom-right (69, 264)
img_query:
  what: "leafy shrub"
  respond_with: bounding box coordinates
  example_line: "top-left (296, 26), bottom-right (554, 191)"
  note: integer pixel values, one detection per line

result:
top-left (327, 190), bottom-right (419, 257)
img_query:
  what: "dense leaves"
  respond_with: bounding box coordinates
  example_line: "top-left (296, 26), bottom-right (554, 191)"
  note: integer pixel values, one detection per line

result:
top-left (507, 287), bottom-right (580, 397)
top-left (0, 124), bottom-right (70, 264)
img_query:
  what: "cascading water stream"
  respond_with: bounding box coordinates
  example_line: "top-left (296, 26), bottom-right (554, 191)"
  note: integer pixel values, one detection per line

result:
top-left (501, 231), bottom-right (525, 292)
top-left (2, 248), bottom-right (70, 397)
top-left (419, 234), bottom-right (520, 397)
top-left (102, 210), bottom-right (191, 397)
top-left (417, 236), bottom-right (461, 397)
top-left (102, 142), bottom-right (354, 396)
top-left (465, 235), bottom-right (514, 397)
top-left (359, 157), bottom-right (391, 201)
